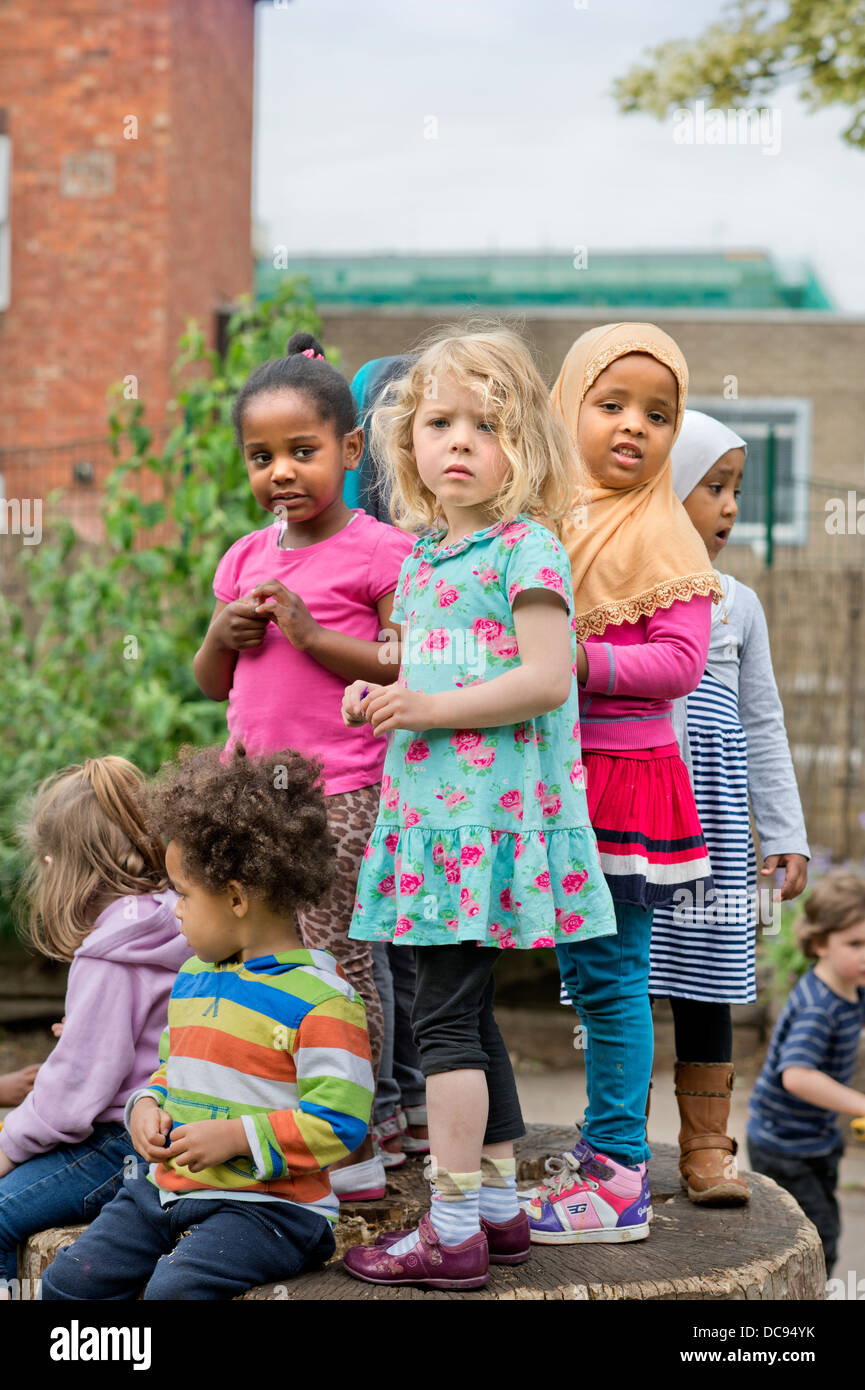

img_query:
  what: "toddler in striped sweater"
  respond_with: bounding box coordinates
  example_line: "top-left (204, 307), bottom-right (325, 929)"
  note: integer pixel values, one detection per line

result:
top-left (42, 744), bottom-right (373, 1301)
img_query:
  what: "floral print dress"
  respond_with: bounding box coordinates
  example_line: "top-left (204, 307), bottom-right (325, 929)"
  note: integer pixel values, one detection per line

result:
top-left (348, 516), bottom-right (617, 950)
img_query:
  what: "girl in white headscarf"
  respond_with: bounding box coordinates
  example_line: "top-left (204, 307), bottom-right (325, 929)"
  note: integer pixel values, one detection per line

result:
top-left (650, 409), bottom-right (810, 1207)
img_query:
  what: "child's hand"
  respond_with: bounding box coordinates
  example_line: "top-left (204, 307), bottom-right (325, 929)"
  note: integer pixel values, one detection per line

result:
top-left (0, 1144), bottom-right (15, 1180)
top-left (342, 681), bottom-right (384, 726)
top-left (364, 686), bottom-right (436, 735)
top-left (130, 1097), bottom-right (174, 1162)
top-left (51, 1016), bottom-right (66, 1038)
top-left (212, 595), bottom-right (269, 652)
top-left (760, 853), bottom-right (808, 902)
top-left (251, 580), bottom-right (320, 651)
top-left (0, 1064), bottom-right (40, 1107)
top-left (163, 1119), bottom-right (249, 1173)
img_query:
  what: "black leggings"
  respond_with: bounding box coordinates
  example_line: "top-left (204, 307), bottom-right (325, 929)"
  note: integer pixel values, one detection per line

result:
top-left (411, 944), bottom-right (526, 1145)
top-left (651, 997), bottom-right (733, 1062)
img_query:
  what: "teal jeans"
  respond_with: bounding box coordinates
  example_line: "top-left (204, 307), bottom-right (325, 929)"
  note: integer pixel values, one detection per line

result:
top-left (556, 901), bottom-right (653, 1166)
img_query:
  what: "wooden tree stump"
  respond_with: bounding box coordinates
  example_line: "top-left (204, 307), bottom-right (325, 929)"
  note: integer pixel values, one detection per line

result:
top-left (241, 1127), bottom-right (826, 1300)
top-left (17, 1126), bottom-right (826, 1301)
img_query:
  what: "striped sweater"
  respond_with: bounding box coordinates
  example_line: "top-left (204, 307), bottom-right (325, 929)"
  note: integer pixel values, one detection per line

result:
top-left (124, 948), bottom-right (373, 1222)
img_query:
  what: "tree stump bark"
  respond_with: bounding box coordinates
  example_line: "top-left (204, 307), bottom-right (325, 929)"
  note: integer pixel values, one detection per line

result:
top-left (17, 1127), bottom-right (826, 1301)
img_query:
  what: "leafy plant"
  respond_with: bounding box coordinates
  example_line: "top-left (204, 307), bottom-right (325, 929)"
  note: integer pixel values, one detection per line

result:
top-left (615, 0), bottom-right (865, 150)
top-left (0, 278), bottom-right (327, 936)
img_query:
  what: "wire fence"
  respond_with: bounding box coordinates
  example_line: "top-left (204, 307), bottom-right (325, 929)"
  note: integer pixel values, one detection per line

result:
top-left (2, 445), bottom-right (864, 858)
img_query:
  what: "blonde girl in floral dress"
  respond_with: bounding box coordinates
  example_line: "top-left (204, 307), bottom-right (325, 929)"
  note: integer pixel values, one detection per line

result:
top-left (337, 325), bottom-right (616, 1290)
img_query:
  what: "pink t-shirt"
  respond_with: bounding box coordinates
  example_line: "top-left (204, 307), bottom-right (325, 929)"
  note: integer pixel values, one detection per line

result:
top-left (213, 510), bottom-right (415, 794)
top-left (580, 595), bottom-right (711, 752)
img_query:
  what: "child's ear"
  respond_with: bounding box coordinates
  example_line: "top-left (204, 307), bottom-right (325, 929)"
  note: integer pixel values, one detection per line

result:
top-left (343, 426), bottom-right (364, 471)
top-left (226, 880), bottom-right (249, 917)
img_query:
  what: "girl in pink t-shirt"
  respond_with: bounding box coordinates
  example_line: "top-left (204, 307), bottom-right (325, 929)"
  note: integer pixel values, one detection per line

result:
top-left (194, 331), bottom-right (414, 1198)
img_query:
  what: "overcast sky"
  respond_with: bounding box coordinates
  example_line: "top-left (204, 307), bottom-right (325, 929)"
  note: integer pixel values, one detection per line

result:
top-left (253, 0), bottom-right (865, 311)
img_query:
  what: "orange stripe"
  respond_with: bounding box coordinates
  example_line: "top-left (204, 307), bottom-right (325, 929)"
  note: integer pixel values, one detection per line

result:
top-left (267, 1113), bottom-right (322, 1171)
top-left (169, 1026), bottom-right (297, 1081)
top-left (297, 1015), bottom-right (371, 1060)
top-left (152, 1166), bottom-right (331, 1203)
top-left (271, 1112), bottom-right (348, 1172)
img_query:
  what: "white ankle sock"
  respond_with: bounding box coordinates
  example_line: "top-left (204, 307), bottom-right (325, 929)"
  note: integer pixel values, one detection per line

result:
top-left (478, 1154), bottom-right (519, 1222)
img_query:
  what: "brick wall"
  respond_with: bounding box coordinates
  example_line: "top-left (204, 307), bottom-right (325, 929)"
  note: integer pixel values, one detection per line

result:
top-left (0, 0), bottom-right (254, 503)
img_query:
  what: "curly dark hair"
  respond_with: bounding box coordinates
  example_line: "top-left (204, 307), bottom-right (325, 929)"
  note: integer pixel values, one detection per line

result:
top-left (147, 744), bottom-right (334, 916)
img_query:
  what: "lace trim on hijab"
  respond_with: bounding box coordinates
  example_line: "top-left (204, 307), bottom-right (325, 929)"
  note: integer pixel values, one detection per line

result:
top-left (584, 339), bottom-right (688, 407)
top-left (574, 571), bottom-right (722, 641)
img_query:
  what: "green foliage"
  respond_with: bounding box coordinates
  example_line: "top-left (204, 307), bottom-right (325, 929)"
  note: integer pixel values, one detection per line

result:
top-left (758, 897), bottom-right (811, 1014)
top-left (614, 0), bottom-right (865, 149)
top-left (0, 278), bottom-right (327, 936)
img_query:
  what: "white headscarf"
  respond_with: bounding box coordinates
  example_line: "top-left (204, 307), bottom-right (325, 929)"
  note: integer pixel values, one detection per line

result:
top-left (671, 409), bottom-right (748, 503)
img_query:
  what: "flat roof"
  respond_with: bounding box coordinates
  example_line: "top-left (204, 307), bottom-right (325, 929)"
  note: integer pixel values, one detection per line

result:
top-left (256, 249), bottom-right (834, 312)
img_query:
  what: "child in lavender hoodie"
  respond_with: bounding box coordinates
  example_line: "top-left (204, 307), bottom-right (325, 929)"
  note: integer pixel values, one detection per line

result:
top-left (0, 757), bottom-right (190, 1292)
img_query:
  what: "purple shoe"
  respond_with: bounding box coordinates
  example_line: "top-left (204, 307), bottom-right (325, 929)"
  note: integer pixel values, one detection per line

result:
top-left (523, 1144), bottom-right (651, 1244)
top-left (520, 1134), bottom-right (653, 1224)
top-left (343, 1212), bottom-right (489, 1289)
top-left (374, 1210), bottom-right (531, 1265)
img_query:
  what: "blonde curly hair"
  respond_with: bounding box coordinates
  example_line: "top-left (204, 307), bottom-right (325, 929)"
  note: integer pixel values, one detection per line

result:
top-left (369, 322), bottom-right (586, 534)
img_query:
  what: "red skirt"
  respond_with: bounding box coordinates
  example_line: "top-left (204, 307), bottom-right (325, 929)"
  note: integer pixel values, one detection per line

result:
top-left (583, 744), bottom-right (712, 908)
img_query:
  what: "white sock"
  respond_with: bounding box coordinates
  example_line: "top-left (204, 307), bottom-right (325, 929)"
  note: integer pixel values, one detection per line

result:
top-left (478, 1154), bottom-right (519, 1222)
top-left (386, 1169), bottom-right (482, 1254)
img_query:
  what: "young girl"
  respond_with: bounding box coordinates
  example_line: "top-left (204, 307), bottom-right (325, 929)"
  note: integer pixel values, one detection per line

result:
top-left (650, 408), bottom-right (809, 1204)
top-left (336, 325), bottom-right (617, 1290)
top-left (524, 324), bottom-right (721, 1244)
top-left (194, 332), bottom-right (414, 1200)
top-left (0, 757), bottom-right (189, 1290)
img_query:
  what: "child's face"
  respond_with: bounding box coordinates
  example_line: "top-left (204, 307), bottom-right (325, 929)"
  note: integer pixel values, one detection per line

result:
top-left (165, 840), bottom-right (245, 964)
top-left (577, 353), bottom-right (678, 489)
top-left (815, 919), bottom-right (865, 991)
top-left (412, 374), bottom-right (510, 518)
top-left (683, 447), bottom-right (746, 561)
top-left (241, 389), bottom-right (361, 525)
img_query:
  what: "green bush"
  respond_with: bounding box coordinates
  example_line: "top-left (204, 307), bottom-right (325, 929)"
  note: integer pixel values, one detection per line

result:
top-left (0, 279), bottom-right (327, 937)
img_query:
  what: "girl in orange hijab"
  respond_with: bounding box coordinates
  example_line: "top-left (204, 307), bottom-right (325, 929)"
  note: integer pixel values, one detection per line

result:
top-left (523, 324), bottom-right (720, 1247)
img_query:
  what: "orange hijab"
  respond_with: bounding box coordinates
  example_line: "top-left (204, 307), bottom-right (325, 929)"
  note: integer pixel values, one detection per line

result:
top-left (552, 323), bottom-right (720, 640)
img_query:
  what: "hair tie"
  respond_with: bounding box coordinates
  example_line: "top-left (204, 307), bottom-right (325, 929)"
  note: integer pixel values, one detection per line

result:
top-left (301, 348), bottom-right (326, 360)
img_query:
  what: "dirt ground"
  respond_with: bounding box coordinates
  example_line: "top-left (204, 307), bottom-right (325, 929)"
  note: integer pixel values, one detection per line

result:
top-left (3, 1006), bottom-right (864, 1289)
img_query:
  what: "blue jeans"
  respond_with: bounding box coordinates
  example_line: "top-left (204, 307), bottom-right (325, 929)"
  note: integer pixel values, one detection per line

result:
top-left (41, 1163), bottom-right (336, 1300)
top-left (0, 1122), bottom-right (131, 1281)
top-left (372, 942), bottom-right (426, 1124)
top-left (556, 901), bottom-right (654, 1166)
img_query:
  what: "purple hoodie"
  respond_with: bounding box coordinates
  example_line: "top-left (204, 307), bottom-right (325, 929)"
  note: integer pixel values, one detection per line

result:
top-left (0, 891), bottom-right (192, 1164)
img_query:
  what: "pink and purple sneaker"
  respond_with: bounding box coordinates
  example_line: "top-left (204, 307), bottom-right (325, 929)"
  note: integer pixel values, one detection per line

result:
top-left (521, 1139), bottom-right (651, 1244)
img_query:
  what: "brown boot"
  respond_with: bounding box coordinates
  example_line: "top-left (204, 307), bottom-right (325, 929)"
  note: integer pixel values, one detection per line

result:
top-left (674, 1061), bottom-right (750, 1206)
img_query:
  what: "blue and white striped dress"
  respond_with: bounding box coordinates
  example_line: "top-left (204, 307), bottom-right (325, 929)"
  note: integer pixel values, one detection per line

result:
top-left (648, 670), bottom-right (757, 1004)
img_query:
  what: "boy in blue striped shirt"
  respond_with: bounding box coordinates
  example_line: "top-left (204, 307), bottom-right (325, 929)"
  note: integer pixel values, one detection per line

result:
top-left (748, 872), bottom-right (865, 1274)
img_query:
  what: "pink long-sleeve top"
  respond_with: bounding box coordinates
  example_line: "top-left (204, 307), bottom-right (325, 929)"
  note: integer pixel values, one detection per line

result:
top-left (579, 595), bottom-right (711, 752)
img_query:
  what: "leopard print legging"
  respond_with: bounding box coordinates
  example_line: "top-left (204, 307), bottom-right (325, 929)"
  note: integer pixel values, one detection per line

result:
top-left (296, 782), bottom-right (383, 1078)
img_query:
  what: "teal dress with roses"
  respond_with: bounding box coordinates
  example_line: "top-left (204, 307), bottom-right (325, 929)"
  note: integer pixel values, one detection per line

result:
top-left (348, 516), bottom-right (617, 950)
